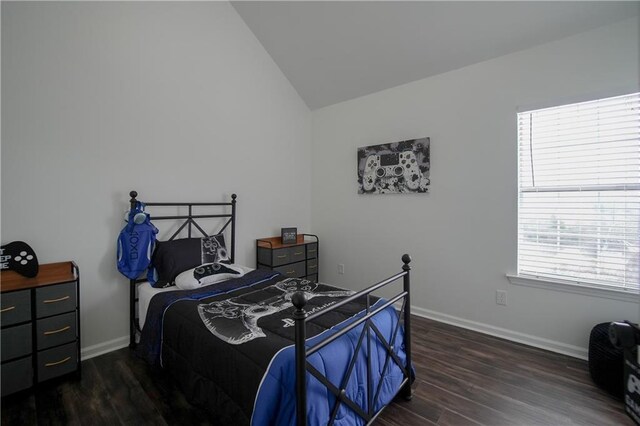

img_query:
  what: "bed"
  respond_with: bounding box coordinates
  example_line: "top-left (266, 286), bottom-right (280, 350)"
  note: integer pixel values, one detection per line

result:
top-left (126, 191), bottom-right (414, 426)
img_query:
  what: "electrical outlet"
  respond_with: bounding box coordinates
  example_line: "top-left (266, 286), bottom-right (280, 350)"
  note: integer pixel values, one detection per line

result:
top-left (496, 290), bottom-right (507, 306)
top-left (337, 264), bottom-right (345, 275)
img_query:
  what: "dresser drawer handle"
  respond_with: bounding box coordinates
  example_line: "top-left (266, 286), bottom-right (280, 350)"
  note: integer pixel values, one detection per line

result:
top-left (294, 251), bottom-right (303, 255)
top-left (308, 265), bottom-right (317, 270)
top-left (308, 249), bottom-right (317, 253)
top-left (285, 270), bottom-right (295, 275)
top-left (43, 296), bottom-right (70, 304)
top-left (0, 306), bottom-right (16, 313)
top-left (45, 356), bottom-right (71, 367)
top-left (44, 326), bottom-right (71, 335)
top-left (277, 255), bottom-right (287, 259)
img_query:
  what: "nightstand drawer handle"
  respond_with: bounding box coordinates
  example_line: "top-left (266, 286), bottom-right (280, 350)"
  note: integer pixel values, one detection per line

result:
top-left (294, 251), bottom-right (303, 255)
top-left (44, 326), bottom-right (71, 335)
top-left (0, 306), bottom-right (16, 313)
top-left (45, 357), bottom-right (71, 367)
top-left (43, 296), bottom-right (70, 304)
top-left (285, 270), bottom-right (295, 275)
top-left (277, 255), bottom-right (287, 259)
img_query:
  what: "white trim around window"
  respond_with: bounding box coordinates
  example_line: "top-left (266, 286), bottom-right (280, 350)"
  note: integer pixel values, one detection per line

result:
top-left (507, 273), bottom-right (639, 303)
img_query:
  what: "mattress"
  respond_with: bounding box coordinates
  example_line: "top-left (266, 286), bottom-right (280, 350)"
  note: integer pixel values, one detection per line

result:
top-left (137, 264), bottom-right (253, 329)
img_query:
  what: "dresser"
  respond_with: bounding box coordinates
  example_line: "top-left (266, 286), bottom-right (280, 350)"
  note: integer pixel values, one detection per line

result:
top-left (256, 234), bottom-right (319, 282)
top-left (0, 261), bottom-right (80, 396)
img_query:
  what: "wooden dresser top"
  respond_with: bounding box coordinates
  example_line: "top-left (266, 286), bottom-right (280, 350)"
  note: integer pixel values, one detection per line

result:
top-left (1, 261), bottom-right (77, 292)
top-left (257, 235), bottom-right (316, 249)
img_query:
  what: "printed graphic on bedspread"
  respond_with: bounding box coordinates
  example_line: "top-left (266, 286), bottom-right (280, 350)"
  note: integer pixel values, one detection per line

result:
top-left (198, 278), bottom-right (354, 345)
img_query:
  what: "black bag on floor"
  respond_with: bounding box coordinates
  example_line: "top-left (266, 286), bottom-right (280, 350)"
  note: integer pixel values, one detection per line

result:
top-left (589, 322), bottom-right (624, 399)
top-left (610, 321), bottom-right (640, 425)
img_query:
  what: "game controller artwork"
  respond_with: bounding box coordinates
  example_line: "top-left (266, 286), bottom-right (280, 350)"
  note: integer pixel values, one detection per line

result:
top-left (357, 137), bottom-right (430, 194)
top-left (198, 278), bottom-right (354, 345)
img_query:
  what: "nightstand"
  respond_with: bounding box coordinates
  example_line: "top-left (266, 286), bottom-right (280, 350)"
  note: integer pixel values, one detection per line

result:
top-left (256, 234), bottom-right (319, 281)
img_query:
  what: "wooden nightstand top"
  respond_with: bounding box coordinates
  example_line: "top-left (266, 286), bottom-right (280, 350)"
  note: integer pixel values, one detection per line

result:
top-left (1, 261), bottom-right (78, 292)
top-left (257, 235), bottom-right (317, 249)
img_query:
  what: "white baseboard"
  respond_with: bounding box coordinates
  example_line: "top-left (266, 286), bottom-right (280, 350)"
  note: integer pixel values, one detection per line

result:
top-left (81, 335), bottom-right (129, 361)
top-left (409, 305), bottom-right (588, 360)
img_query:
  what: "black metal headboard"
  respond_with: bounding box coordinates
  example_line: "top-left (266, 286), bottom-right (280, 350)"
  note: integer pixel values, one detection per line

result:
top-left (127, 190), bottom-right (237, 348)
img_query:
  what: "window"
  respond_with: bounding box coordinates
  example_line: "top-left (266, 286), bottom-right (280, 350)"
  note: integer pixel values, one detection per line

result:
top-left (516, 92), bottom-right (640, 294)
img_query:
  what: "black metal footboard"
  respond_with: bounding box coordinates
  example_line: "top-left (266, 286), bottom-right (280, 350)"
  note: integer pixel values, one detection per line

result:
top-left (291, 254), bottom-right (413, 426)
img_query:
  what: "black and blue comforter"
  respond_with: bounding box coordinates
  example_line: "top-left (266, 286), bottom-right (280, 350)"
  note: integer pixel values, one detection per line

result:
top-left (137, 269), bottom-right (408, 426)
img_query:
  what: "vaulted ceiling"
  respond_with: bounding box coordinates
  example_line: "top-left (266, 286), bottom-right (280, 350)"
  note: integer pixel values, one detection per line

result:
top-left (232, 1), bottom-right (639, 109)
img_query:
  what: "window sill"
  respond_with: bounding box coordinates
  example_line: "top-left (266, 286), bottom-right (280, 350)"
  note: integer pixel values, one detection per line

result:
top-left (506, 274), bottom-right (639, 303)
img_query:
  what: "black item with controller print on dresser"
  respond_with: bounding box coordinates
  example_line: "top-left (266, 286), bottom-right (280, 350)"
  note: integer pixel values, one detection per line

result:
top-left (256, 234), bottom-right (319, 282)
top-left (1, 262), bottom-right (80, 396)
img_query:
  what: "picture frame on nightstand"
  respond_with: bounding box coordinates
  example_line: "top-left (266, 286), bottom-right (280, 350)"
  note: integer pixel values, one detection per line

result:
top-left (281, 227), bottom-right (297, 245)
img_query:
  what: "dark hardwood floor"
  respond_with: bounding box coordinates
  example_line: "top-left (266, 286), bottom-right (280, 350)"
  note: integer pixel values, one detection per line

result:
top-left (2, 316), bottom-right (630, 425)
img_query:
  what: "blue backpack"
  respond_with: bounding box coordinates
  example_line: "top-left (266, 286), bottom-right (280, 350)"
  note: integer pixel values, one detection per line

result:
top-left (117, 202), bottom-right (158, 280)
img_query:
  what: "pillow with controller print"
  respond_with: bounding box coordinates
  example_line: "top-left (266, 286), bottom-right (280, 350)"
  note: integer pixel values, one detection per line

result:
top-left (0, 241), bottom-right (39, 278)
top-left (175, 262), bottom-right (246, 290)
top-left (147, 234), bottom-right (230, 288)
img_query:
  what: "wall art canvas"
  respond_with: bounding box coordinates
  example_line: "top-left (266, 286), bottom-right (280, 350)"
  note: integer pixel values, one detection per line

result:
top-left (357, 137), bottom-right (430, 194)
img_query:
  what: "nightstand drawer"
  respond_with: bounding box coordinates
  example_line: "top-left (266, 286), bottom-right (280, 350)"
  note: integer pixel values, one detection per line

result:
top-left (306, 243), bottom-right (318, 259)
top-left (36, 282), bottom-right (76, 318)
top-left (37, 312), bottom-right (77, 350)
top-left (38, 342), bottom-right (78, 382)
top-left (306, 258), bottom-right (318, 275)
top-left (272, 248), bottom-right (291, 266)
top-left (1, 356), bottom-right (33, 396)
top-left (1, 323), bottom-right (32, 361)
top-left (1, 290), bottom-right (31, 326)
top-left (258, 247), bottom-right (297, 267)
top-left (274, 261), bottom-right (306, 278)
top-left (290, 247), bottom-right (306, 263)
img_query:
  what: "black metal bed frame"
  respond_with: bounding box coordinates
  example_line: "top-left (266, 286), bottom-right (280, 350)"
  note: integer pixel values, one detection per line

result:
top-left (126, 190), bottom-right (237, 348)
top-left (125, 190), bottom-right (413, 425)
top-left (291, 254), bottom-right (413, 426)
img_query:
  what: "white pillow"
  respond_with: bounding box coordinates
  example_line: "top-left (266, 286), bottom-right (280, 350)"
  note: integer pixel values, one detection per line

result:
top-left (175, 263), bottom-right (246, 290)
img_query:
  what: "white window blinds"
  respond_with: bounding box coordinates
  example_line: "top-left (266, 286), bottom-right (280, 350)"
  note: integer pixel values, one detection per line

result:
top-left (517, 92), bottom-right (640, 292)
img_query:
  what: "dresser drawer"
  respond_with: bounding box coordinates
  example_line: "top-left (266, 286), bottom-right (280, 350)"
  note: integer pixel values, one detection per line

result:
top-left (1, 290), bottom-right (31, 326)
top-left (290, 247), bottom-right (306, 263)
top-left (1, 356), bottom-right (33, 396)
top-left (38, 342), bottom-right (78, 382)
top-left (271, 247), bottom-right (294, 267)
top-left (36, 282), bottom-right (76, 318)
top-left (258, 246), bottom-right (293, 267)
top-left (306, 258), bottom-right (318, 275)
top-left (274, 261), bottom-right (306, 278)
top-left (306, 243), bottom-right (318, 259)
top-left (37, 312), bottom-right (77, 350)
top-left (1, 323), bottom-right (32, 362)
top-left (261, 246), bottom-right (306, 267)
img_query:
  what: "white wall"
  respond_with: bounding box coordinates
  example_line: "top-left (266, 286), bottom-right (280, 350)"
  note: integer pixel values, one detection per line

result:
top-left (3, 3), bottom-right (637, 361)
top-left (311, 18), bottom-right (640, 358)
top-left (1, 2), bottom-right (311, 356)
